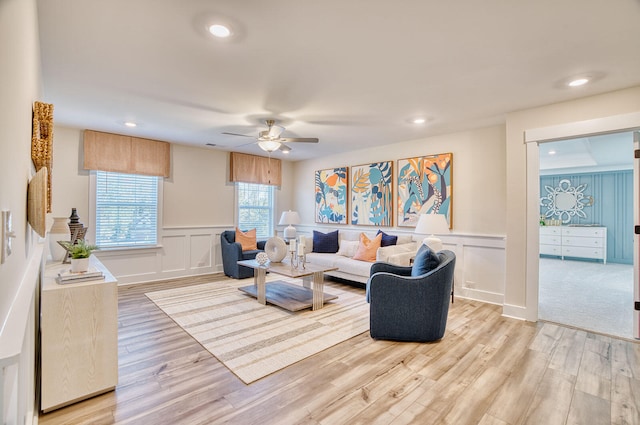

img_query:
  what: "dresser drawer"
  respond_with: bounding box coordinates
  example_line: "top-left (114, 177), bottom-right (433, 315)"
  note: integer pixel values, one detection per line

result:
top-left (540, 244), bottom-right (562, 256)
top-left (562, 227), bottom-right (606, 237)
top-left (562, 236), bottom-right (605, 248)
top-left (539, 227), bottom-right (561, 236)
top-left (561, 246), bottom-right (604, 260)
top-left (540, 235), bottom-right (561, 245)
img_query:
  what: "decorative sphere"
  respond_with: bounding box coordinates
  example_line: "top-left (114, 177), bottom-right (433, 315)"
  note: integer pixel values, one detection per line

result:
top-left (255, 252), bottom-right (269, 265)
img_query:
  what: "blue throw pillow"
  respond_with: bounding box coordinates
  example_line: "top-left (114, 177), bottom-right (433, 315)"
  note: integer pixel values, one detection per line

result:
top-left (312, 230), bottom-right (339, 253)
top-left (411, 244), bottom-right (441, 276)
top-left (376, 230), bottom-right (398, 247)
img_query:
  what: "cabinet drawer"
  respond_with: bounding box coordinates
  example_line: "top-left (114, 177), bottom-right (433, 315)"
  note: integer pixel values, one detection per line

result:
top-left (539, 227), bottom-right (561, 236)
top-left (540, 235), bottom-right (561, 245)
top-left (562, 227), bottom-right (606, 237)
top-left (561, 246), bottom-right (604, 260)
top-left (562, 236), bottom-right (605, 248)
top-left (540, 244), bottom-right (562, 255)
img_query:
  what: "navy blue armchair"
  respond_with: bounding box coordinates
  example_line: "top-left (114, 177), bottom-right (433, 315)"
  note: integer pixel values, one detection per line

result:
top-left (220, 230), bottom-right (266, 279)
top-left (366, 250), bottom-right (456, 342)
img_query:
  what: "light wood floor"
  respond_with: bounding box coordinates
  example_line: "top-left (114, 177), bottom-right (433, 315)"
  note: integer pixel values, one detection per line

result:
top-left (38, 274), bottom-right (640, 425)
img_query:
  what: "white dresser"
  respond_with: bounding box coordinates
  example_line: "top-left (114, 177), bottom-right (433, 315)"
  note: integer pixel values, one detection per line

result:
top-left (539, 226), bottom-right (607, 263)
top-left (40, 256), bottom-right (118, 412)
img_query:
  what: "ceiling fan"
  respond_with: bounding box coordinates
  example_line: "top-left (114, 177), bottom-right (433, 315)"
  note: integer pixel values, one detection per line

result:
top-left (222, 119), bottom-right (319, 153)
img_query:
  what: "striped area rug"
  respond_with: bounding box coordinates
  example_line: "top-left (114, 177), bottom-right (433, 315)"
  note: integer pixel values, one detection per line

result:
top-left (145, 277), bottom-right (370, 384)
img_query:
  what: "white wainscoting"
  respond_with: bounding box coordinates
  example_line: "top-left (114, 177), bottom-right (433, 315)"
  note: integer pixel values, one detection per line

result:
top-left (0, 243), bottom-right (42, 425)
top-left (299, 225), bottom-right (507, 307)
top-left (93, 225), bottom-right (507, 311)
top-left (440, 234), bottom-right (507, 306)
top-left (95, 226), bottom-right (230, 285)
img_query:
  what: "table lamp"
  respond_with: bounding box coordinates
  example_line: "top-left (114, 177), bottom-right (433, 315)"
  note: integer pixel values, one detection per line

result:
top-left (279, 210), bottom-right (300, 241)
top-left (415, 213), bottom-right (450, 252)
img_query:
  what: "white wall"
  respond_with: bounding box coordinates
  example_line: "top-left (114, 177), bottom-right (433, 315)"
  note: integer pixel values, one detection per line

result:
top-left (292, 125), bottom-right (506, 235)
top-left (49, 127), bottom-right (296, 283)
top-left (505, 85), bottom-right (640, 320)
top-left (292, 125), bottom-right (508, 306)
top-left (0, 0), bottom-right (42, 423)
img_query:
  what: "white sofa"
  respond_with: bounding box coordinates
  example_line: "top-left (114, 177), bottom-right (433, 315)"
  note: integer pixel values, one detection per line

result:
top-left (303, 230), bottom-right (418, 285)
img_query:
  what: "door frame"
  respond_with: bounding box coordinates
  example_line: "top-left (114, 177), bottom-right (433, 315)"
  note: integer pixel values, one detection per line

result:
top-left (524, 111), bottom-right (640, 339)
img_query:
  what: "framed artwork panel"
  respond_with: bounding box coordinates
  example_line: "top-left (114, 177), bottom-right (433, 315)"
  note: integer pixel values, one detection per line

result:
top-left (350, 161), bottom-right (393, 226)
top-left (315, 167), bottom-right (348, 224)
top-left (397, 153), bottom-right (453, 227)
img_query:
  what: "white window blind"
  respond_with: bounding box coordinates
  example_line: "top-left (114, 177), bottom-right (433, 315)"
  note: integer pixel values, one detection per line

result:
top-left (95, 171), bottom-right (159, 247)
top-left (237, 182), bottom-right (274, 239)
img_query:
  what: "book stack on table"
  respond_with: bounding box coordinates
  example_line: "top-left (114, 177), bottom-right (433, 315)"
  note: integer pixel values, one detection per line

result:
top-left (56, 267), bottom-right (105, 284)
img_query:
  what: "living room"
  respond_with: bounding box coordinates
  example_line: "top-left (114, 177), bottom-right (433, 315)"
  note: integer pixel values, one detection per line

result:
top-left (2, 1), bottom-right (640, 424)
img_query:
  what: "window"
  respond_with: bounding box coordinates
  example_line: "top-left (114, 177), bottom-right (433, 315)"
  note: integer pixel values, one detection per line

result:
top-left (237, 182), bottom-right (275, 239)
top-left (94, 171), bottom-right (160, 247)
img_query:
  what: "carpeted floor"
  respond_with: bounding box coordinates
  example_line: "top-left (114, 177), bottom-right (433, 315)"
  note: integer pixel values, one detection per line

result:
top-left (539, 257), bottom-right (634, 339)
top-left (145, 277), bottom-right (369, 384)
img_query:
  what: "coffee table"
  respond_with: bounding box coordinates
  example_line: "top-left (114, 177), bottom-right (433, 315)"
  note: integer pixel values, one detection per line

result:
top-left (237, 259), bottom-right (338, 311)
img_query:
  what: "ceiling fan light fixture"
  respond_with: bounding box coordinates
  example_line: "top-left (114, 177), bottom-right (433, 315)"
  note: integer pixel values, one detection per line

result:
top-left (258, 140), bottom-right (281, 152)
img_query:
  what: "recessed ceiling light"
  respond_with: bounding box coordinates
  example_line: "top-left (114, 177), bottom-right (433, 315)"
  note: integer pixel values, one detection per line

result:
top-left (412, 118), bottom-right (426, 124)
top-left (548, 150), bottom-right (556, 155)
top-left (124, 121), bottom-right (137, 128)
top-left (568, 78), bottom-right (589, 87)
top-left (209, 24), bottom-right (231, 38)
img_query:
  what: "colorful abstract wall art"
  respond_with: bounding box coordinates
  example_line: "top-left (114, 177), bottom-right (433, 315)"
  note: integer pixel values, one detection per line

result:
top-left (351, 161), bottom-right (393, 226)
top-left (315, 167), bottom-right (348, 224)
top-left (397, 153), bottom-right (453, 227)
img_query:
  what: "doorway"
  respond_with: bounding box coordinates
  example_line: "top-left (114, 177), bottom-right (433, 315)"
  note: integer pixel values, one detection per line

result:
top-left (537, 131), bottom-right (636, 339)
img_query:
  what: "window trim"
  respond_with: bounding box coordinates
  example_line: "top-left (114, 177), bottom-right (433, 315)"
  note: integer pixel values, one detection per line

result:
top-left (89, 170), bottom-right (164, 250)
top-left (235, 182), bottom-right (277, 239)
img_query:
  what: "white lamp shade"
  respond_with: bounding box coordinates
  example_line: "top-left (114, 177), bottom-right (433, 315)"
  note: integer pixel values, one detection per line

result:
top-left (415, 214), bottom-right (450, 235)
top-left (279, 210), bottom-right (300, 240)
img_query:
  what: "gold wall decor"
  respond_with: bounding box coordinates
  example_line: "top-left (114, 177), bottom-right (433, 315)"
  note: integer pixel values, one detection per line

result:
top-left (31, 101), bottom-right (54, 212)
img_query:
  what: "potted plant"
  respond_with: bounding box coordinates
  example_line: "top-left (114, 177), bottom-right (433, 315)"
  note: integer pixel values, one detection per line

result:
top-left (60, 239), bottom-right (99, 272)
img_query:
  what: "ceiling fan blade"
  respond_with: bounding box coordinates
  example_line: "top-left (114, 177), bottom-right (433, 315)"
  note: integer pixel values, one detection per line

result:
top-left (280, 137), bottom-right (319, 143)
top-left (279, 144), bottom-right (292, 153)
top-left (222, 132), bottom-right (255, 138)
top-left (268, 125), bottom-right (285, 138)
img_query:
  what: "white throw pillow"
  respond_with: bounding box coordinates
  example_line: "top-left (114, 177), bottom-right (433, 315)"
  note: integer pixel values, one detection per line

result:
top-left (336, 240), bottom-right (360, 257)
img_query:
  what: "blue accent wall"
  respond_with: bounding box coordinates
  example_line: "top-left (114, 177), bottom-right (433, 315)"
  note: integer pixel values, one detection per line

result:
top-left (540, 170), bottom-right (633, 264)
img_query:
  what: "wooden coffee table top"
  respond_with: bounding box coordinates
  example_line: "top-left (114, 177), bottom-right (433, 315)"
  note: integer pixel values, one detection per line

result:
top-left (238, 259), bottom-right (337, 278)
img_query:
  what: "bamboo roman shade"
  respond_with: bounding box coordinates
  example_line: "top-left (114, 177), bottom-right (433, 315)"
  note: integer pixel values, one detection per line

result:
top-left (83, 130), bottom-right (170, 177)
top-left (229, 152), bottom-right (281, 186)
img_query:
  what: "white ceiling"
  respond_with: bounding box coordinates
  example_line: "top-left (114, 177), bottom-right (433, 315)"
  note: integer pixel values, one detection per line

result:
top-left (36, 0), bottom-right (640, 161)
top-left (539, 131), bottom-right (635, 174)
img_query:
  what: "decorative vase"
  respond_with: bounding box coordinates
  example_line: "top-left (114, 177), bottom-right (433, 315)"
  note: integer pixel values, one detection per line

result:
top-left (264, 237), bottom-right (287, 262)
top-left (71, 257), bottom-right (90, 273)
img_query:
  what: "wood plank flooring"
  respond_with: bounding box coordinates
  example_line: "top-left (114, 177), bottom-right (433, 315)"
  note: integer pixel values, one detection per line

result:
top-left (38, 274), bottom-right (640, 425)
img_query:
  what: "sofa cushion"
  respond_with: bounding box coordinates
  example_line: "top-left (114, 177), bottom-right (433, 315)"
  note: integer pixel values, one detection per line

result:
top-left (353, 232), bottom-right (382, 262)
top-left (313, 230), bottom-right (339, 253)
top-left (376, 230), bottom-right (398, 247)
top-left (376, 242), bottom-right (417, 263)
top-left (305, 252), bottom-right (340, 268)
top-left (337, 240), bottom-right (359, 257)
top-left (334, 256), bottom-right (375, 277)
top-left (411, 244), bottom-right (441, 277)
top-left (236, 227), bottom-right (257, 251)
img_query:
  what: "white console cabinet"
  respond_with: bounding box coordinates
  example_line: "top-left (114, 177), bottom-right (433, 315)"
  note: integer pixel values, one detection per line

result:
top-left (40, 256), bottom-right (118, 412)
top-left (540, 226), bottom-right (607, 264)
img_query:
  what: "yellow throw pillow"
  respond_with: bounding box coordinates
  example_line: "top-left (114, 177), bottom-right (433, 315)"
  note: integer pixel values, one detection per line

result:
top-left (352, 232), bottom-right (382, 262)
top-left (236, 227), bottom-right (257, 251)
